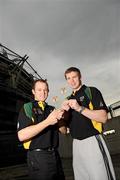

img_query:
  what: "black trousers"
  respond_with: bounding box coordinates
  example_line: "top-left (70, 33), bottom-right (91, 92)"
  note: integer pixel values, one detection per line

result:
top-left (27, 150), bottom-right (65, 180)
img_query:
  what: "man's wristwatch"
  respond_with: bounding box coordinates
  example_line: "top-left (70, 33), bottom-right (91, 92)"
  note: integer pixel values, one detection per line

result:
top-left (79, 106), bottom-right (86, 114)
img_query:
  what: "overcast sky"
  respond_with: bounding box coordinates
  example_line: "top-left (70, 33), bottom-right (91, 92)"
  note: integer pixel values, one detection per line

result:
top-left (0, 0), bottom-right (120, 106)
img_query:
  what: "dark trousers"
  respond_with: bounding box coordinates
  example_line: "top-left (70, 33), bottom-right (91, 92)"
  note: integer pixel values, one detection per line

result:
top-left (27, 150), bottom-right (65, 180)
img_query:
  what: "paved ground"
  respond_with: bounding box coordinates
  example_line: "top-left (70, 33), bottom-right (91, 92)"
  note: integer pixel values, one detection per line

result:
top-left (0, 158), bottom-right (74, 180)
top-left (0, 156), bottom-right (119, 180)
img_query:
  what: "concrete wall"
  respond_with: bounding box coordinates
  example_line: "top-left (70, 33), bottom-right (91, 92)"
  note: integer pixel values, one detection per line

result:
top-left (59, 133), bottom-right (72, 158)
top-left (59, 116), bottom-right (120, 157)
top-left (103, 116), bottom-right (120, 155)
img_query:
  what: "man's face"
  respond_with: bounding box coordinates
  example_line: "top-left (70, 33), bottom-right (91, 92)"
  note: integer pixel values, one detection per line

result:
top-left (65, 71), bottom-right (81, 91)
top-left (32, 81), bottom-right (48, 102)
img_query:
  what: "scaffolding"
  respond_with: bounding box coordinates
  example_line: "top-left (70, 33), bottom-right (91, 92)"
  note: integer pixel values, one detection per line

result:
top-left (0, 43), bottom-right (42, 96)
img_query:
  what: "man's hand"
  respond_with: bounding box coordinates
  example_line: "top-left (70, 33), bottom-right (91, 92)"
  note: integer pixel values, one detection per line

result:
top-left (61, 100), bottom-right (70, 111)
top-left (68, 99), bottom-right (81, 112)
top-left (56, 109), bottom-right (65, 120)
top-left (46, 109), bottom-right (64, 125)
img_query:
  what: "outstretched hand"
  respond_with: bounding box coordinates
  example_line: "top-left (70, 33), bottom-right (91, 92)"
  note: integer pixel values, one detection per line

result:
top-left (47, 109), bottom-right (64, 125)
top-left (61, 99), bottom-right (80, 112)
top-left (68, 99), bottom-right (80, 112)
top-left (61, 100), bottom-right (70, 111)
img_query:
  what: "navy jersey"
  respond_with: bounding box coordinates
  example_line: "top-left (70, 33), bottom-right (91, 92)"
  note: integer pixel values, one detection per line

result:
top-left (68, 85), bottom-right (108, 140)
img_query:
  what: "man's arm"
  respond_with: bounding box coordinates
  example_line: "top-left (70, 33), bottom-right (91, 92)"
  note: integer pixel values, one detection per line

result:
top-left (18, 109), bottom-right (63, 142)
top-left (77, 107), bottom-right (108, 123)
top-left (61, 99), bottom-right (108, 124)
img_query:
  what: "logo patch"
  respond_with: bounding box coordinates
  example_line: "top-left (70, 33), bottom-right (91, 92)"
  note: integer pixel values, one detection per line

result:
top-left (80, 96), bottom-right (84, 102)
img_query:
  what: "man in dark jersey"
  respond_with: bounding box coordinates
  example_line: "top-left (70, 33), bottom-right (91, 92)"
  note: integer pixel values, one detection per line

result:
top-left (17, 79), bottom-right (65, 180)
top-left (61, 67), bottom-right (116, 180)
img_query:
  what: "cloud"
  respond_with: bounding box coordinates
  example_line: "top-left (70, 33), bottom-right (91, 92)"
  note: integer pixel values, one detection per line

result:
top-left (0, 0), bottom-right (120, 105)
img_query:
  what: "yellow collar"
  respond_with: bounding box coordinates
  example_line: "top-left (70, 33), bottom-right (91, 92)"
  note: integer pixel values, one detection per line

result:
top-left (38, 101), bottom-right (46, 111)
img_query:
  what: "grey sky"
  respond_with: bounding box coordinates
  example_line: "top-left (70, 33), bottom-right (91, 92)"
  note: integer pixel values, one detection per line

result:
top-left (0, 0), bottom-right (120, 106)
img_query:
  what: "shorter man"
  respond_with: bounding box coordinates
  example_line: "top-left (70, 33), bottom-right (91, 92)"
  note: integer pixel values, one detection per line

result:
top-left (17, 79), bottom-right (65, 180)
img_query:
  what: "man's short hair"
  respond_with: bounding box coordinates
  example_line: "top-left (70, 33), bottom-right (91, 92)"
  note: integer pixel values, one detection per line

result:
top-left (64, 67), bottom-right (81, 79)
top-left (32, 79), bottom-right (49, 91)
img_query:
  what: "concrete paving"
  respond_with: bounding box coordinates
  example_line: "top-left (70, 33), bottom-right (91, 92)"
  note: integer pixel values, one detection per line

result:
top-left (0, 156), bottom-right (119, 180)
top-left (0, 158), bottom-right (74, 180)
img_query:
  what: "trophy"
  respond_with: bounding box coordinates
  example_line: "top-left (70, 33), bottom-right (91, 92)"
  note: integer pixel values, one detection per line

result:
top-left (52, 87), bottom-right (67, 109)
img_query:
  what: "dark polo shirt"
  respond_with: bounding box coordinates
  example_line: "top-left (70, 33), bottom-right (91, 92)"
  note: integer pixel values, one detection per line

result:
top-left (68, 85), bottom-right (108, 140)
top-left (17, 101), bottom-right (59, 150)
